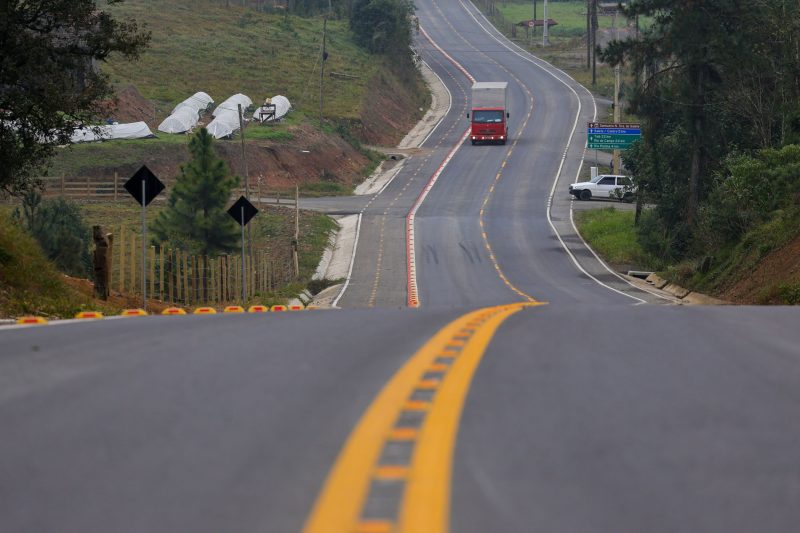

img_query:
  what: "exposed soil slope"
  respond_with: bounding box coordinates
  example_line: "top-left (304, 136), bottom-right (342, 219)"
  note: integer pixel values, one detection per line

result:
top-left (720, 235), bottom-right (800, 304)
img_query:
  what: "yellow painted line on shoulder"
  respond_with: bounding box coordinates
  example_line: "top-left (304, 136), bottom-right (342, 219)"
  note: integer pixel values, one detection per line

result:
top-left (301, 303), bottom-right (542, 533)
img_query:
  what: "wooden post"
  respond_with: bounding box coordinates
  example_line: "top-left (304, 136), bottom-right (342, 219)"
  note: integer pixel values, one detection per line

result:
top-left (167, 249), bottom-right (173, 303)
top-left (114, 172), bottom-right (119, 202)
top-left (60, 176), bottom-right (65, 197)
top-left (176, 250), bottom-right (182, 303)
top-left (92, 226), bottom-right (113, 300)
top-left (210, 258), bottom-right (216, 304)
top-left (130, 231), bottom-right (136, 295)
top-left (183, 253), bottom-right (189, 306)
top-left (234, 255), bottom-right (240, 302)
top-left (86, 176), bottom-right (90, 197)
top-left (220, 257), bottom-right (225, 303)
top-left (149, 246), bottom-right (156, 300)
top-left (159, 246), bottom-right (165, 301)
top-left (293, 185), bottom-right (300, 279)
top-left (118, 227), bottom-right (126, 292)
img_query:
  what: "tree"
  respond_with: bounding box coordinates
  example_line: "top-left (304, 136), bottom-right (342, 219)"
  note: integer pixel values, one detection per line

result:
top-left (151, 129), bottom-right (241, 257)
top-left (0, 1), bottom-right (150, 195)
top-left (350, 0), bottom-right (414, 57)
top-left (12, 192), bottom-right (92, 277)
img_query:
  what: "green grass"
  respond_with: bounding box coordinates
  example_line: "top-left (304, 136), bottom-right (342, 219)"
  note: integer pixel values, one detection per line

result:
top-left (244, 126), bottom-right (295, 142)
top-left (482, 1), bottom-right (642, 98)
top-left (49, 137), bottom-right (190, 177)
top-left (104, 0), bottom-right (375, 120)
top-left (574, 207), bottom-right (661, 269)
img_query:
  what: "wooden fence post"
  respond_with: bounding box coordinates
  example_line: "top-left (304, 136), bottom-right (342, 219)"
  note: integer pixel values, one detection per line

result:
top-left (168, 249), bottom-right (174, 304)
top-left (114, 172), bottom-right (119, 202)
top-left (149, 246), bottom-right (156, 300)
top-left (183, 252), bottom-right (189, 306)
top-left (130, 231), bottom-right (136, 295)
top-left (159, 246), bottom-right (165, 301)
top-left (176, 250), bottom-right (182, 303)
top-left (118, 227), bottom-right (125, 292)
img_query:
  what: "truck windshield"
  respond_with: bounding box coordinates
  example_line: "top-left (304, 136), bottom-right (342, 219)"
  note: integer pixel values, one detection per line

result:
top-left (472, 110), bottom-right (504, 123)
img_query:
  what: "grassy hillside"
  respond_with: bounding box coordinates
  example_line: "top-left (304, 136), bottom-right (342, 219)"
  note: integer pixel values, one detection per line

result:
top-left (0, 221), bottom-right (115, 318)
top-left (104, 0), bottom-right (373, 120)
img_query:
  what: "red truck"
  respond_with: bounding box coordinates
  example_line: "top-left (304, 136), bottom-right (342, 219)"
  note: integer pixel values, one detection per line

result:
top-left (468, 82), bottom-right (509, 145)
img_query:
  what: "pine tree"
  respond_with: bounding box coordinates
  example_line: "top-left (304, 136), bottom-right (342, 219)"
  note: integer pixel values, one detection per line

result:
top-left (151, 129), bottom-right (240, 256)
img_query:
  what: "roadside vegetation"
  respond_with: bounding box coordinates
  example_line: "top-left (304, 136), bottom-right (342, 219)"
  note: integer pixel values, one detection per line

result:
top-left (0, 222), bottom-right (118, 318)
top-left (481, 1), bottom-right (800, 304)
top-left (0, 0), bottom-right (421, 316)
top-left (574, 208), bottom-right (661, 271)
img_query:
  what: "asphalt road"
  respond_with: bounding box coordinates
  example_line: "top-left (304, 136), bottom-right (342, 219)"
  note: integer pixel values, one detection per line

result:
top-left (2, 0), bottom-right (800, 532)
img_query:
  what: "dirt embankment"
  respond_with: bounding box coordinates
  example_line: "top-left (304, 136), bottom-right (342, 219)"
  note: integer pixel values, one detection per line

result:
top-left (84, 66), bottom-right (427, 191)
top-left (719, 235), bottom-right (800, 304)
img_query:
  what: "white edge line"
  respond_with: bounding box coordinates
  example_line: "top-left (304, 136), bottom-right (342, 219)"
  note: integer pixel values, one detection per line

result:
top-left (459, 0), bottom-right (649, 304)
top-left (332, 53), bottom-right (454, 308)
top-left (331, 212), bottom-right (362, 308)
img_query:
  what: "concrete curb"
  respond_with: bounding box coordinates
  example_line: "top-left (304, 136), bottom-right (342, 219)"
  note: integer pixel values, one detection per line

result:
top-left (643, 273), bottom-right (729, 305)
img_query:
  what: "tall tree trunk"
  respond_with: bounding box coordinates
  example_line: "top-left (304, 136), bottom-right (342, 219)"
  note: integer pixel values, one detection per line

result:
top-left (687, 66), bottom-right (706, 226)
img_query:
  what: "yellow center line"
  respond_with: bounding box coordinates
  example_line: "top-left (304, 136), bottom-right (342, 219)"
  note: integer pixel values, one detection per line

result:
top-left (301, 302), bottom-right (543, 533)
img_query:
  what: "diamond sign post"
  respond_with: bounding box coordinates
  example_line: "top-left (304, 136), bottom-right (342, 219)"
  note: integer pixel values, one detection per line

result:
top-left (227, 196), bottom-right (258, 305)
top-left (124, 165), bottom-right (165, 310)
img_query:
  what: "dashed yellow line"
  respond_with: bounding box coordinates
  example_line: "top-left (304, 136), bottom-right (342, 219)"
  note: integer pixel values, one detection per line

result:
top-left (301, 302), bottom-right (542, 533)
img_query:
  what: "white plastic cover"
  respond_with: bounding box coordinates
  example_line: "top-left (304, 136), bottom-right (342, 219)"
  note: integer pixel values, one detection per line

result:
top-left (70, 121), bottom-right (155, 143)
top-left (206, 109), bottom-right (241, 139)
top-left (171, 92), bottom-right (214, 115)
top-left (252, 95), bottom-right (292, 122)
top-left (158, 107), bottom-right (200, 134)
top-left (213, 94), bottom-right (252, 117)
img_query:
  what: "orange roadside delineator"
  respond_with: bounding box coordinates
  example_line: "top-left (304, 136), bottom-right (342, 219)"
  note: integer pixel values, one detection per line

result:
top-left (121, 309), bottom-right (148, 317)
top-left (248, 305), bottom-right (269, 313)
top-left (16, 316), bottom-right (48, 325)
top-left (162, 307), bottom-right (187, 315)
top-left (223, 305), bottom-right (245, 313)
top-left (288, 304), bottom-right (304, 311)
top-left (75, 311), bottom-right (104, 320)
top-left (270, 305), bottom-right (287, 312)
top-left (193, 307), bottom-right (217, 315)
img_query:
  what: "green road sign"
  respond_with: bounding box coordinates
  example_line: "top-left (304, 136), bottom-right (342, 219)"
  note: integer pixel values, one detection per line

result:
top-left (588, 123), bottom-right (641, 150)
top-left (588, 133), bottom-right (640, 150)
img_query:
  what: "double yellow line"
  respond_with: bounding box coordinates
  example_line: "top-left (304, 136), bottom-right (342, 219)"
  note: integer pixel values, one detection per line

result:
top-left (302, 302), bottom-right (542, 533)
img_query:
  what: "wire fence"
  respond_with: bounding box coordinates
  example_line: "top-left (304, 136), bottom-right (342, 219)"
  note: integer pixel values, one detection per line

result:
top-left (111, 225), bottom-right (295, 305)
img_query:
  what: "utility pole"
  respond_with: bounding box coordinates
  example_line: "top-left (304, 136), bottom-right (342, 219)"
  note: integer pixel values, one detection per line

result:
top-left (586, 0), bottom-right (591, 69)
top-left (532, 0), bottom-right (537, 36)
top-left (590, 0), bottom-right (598, 86)
top-left (542, 0), bottom-right (549, 46)
top-left (293, 185), bottom-right (300, 279)
top-left (612, 9), bottom-right (621, 173)
top-left (319, 17), bottom-right (327, 126)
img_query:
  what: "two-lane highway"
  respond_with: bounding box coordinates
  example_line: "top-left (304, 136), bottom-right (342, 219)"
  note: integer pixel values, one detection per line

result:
top-left (3, 0), bottom-right (800, 532)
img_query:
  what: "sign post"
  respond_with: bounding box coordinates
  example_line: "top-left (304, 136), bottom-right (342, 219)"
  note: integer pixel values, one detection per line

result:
top-left (227, 196), bottom-right (258, 305)
top-left (124, 165), bottom-right (165, 310)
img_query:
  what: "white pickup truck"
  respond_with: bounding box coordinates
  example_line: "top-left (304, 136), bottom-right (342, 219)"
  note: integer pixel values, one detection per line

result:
top-left (569, 174), bottom-right (634, 201)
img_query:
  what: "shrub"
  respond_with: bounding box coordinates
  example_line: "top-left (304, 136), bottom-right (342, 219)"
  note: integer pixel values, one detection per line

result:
top-left (13, 192), bottom-right (92, 278)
